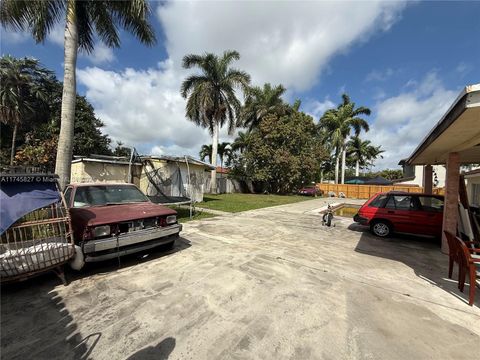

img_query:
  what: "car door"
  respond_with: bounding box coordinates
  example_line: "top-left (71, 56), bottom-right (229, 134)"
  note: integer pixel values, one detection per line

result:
top-left (384, 195), bottom-right (416, 233)
top-left (416, 195), bottom-right (444, 236)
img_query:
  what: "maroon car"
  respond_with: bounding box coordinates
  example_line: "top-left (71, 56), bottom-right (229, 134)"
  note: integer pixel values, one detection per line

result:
top-left (298, 186), bottom-right (322, 197)
top-left (64, 183), bottom-right (182, 263)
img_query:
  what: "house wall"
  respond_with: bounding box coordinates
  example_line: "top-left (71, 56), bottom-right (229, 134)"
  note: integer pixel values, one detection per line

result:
top-left (139, 159), bottom-right (208, 203)
top-left (465, 174), bottom-right (480, 207)
top-left (399, 165), bottom-right (446, 187)
top-left (70, 162), bottom-right (141, 187)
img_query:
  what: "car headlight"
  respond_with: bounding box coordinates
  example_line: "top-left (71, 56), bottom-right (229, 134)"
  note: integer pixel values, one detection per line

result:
top-left (166, 215), bottom-right (177, 225)
top-left (94, 225), bottom-right (111, 237)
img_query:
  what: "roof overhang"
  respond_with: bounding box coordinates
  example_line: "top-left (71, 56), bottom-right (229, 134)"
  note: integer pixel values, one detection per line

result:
top-left (406, 84), bottom-right (480, 165)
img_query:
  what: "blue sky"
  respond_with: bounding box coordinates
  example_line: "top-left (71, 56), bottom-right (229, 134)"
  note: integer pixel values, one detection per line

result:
top-left (2, 0), bottom-right (479, 169)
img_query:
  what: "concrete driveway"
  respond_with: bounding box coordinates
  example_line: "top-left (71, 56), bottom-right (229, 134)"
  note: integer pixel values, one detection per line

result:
top-left (2, 198), bottom-right (479, 360)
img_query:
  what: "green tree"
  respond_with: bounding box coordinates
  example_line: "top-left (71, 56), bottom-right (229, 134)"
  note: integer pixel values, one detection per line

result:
top-left (181, 50), bottom-right (250, 193)
top-left (231, 131), bottom-right (251, 154)
top-left (240, 83), bottom-right (287, 131)
top-left (319, 94), bottom-right (370, 184)
top-left (217, 142), bottom-right (232, 170)
top-left (233, 111), bottom-right (327, 194)
top-left (113, 141), bottom-right (131, 157)
top-left (347, 136), bottom-right (373, 176)
top-left (199, 144), bottom-right (213, 163)
top-left (0, 55), bottom-right (53, 165)
top-left (7, 77), bottom-right (114, 170)
top-left (1, 0), bottom-right (156, 188)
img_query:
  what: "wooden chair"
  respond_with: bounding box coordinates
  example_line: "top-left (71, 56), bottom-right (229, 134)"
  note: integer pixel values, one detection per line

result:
top-left (444, 231), bottom-right (463, 287)
top-left (456, 236), bottom-right (480, 306)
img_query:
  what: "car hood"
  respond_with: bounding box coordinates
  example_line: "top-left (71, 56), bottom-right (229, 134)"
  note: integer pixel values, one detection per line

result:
top-left (69, 202), bottom-right (177, 227)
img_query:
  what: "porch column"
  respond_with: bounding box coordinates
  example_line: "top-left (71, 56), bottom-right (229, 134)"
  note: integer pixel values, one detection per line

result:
top-left (423, 165), bottom-right (433, 194)
top-left (441, 152), bottom-right (460, 254)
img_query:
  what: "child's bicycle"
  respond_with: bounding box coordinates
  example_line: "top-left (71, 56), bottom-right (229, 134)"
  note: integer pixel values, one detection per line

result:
top-left (322, 204), bottom-right (335, 227)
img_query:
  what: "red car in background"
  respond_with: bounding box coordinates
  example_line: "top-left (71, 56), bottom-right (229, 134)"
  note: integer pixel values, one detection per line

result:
top-left (298, 186), bottom-right (322, 197)
top-left (353, 191), bottom-right (444, 238)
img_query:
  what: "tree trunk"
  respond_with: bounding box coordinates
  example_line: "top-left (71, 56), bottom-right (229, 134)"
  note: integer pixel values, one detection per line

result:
top-left (9, 123), bottom-right (18, 166)
top-left (355, 160), bottom-right (359, 177)
top-left (334, 155), bottom-right (339, 184)
top-left (341, 147), bottom-right (346, 184)
top-left (320, 169), bottom-right (324, 184)
top-left (55, 0), bottom-right (78, 190)
top-left (210, 121), bottom-right (219, 193)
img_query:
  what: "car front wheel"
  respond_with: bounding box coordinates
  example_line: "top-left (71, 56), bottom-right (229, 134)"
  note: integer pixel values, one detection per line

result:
top-left (371, 220), bottom-right (392, 237)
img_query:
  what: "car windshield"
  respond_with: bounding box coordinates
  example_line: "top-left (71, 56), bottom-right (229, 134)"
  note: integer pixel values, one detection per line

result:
top-left (73, 185), bottom-right (149, 207)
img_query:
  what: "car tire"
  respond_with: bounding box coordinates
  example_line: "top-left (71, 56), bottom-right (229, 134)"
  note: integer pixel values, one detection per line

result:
top-left (370, 220), bottom-right (392, 237)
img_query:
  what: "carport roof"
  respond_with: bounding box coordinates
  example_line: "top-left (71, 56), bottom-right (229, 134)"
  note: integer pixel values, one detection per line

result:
top-left (406, 84), bottom-right (480, 165)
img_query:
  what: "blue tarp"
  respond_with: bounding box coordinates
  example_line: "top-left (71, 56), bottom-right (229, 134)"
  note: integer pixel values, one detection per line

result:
top-left (0, 181), bottom-right (60, 235)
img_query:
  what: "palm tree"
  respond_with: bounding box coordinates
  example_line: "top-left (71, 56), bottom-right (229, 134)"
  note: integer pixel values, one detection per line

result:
top-left (240, 83), bottom-right (287, 131)
top-left (0, 55), bottom-right (53, 165)
top-left (231, 131), bottom-right (250, 154)
top-left (319, 94), bottom-right (370, 184)
top-left (1, 0), bottom-right (156, 188)
top-left (347, 136), bottom-right (371, 177)
top-left (217, 142), bottom-right (232, 171)
top-left (199, 144), bottom-right (213, 163)
top-left (181, 50), bottom-right (250, 193)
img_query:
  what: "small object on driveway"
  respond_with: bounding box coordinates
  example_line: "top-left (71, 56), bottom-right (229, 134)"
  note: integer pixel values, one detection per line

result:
top-left (64, 183), bottom-right (182, 267)
top-left (322, 204), bottom-right (335, 227)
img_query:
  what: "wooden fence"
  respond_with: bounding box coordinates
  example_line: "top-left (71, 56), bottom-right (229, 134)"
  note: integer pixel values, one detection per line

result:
top-left (316, 184), bottom-right (445, 199)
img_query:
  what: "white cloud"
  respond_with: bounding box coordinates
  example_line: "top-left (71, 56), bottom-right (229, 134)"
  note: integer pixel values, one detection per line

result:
top-left (47, 23), bottom-right (65, 46)
top-left (1, 29), bottom-right (30, 44)
top-left (76, 0), bottom-right (409, 158)
top-left (88, 43), bottom-right (115, 64)
top-left (365, 68), bottom-right (396, 82)
top-left (304, 98), bottom-right (336, 120)
top-left (77, 61), bottom-right (210, 157)
top-left (157, 1), bottom-right (407, 92)
top-left (365, 72), bottom-right (457, 169)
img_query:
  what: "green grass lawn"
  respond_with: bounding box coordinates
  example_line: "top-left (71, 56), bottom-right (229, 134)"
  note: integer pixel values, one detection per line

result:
top-left (170, 206), bottom-right (217, 223)
top-left (198, 193), bottom-right (314, 213)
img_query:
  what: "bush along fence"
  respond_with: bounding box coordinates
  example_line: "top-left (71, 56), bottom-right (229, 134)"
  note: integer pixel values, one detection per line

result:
top-left (316, 184), bottom-right (445, 199)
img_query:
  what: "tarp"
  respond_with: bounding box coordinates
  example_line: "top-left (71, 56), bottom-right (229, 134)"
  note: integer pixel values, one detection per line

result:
top-left (0, 181), bottom-right (60, 235)
top-left (345, 179), bottom-right (365, 184)
top-left (364, 176), bottom-right (393, 185)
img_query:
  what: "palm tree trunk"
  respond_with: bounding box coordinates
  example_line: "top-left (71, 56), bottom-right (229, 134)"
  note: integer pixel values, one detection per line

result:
top-left (210, 121), bottom-right (219, 193)
top-left (355, 160), bottom-right (359, 177)
top-left (55, 0), bottom-right (78, 190)
top-left (341, 147), bottom-right (346, 184)
top-left (9, 123), bottom-right (18, 166)
top-left (334, 155), bottom-right (339, 184)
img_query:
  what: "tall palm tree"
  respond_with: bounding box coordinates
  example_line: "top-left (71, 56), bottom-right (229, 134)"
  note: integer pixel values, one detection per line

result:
top-left (240, 83), bottom-right (287, 131)
top-left (1, 0), bottom-right (156, 188)
top-left (0, 55), bottom-right (53, 165)
top-left (181, 50), bottom-right (250, 193)
top-left (199, 144), bottom-right (212, 163)
top-left (231, 131), bottom-right (250, 154)
top-left (217, 142), bottom-right (232, 171)
top-left (347, 136), bottom-right (371, 177)
top-left (319, 94), bottom-right (370, 184)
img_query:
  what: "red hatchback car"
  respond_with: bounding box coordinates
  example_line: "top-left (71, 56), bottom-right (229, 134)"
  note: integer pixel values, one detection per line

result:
top-left (353, 191), bottom-right (444, 238)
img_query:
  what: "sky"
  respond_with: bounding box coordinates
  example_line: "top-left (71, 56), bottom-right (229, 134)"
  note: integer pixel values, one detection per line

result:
top-left (1, 0), bottom-right (479, 169)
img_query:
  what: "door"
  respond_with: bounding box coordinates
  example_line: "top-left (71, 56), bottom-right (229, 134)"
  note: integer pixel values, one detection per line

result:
top-left (383, 195), bottom-right (416, 233)
top-left (415, 196), bottom-right (444, 236)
